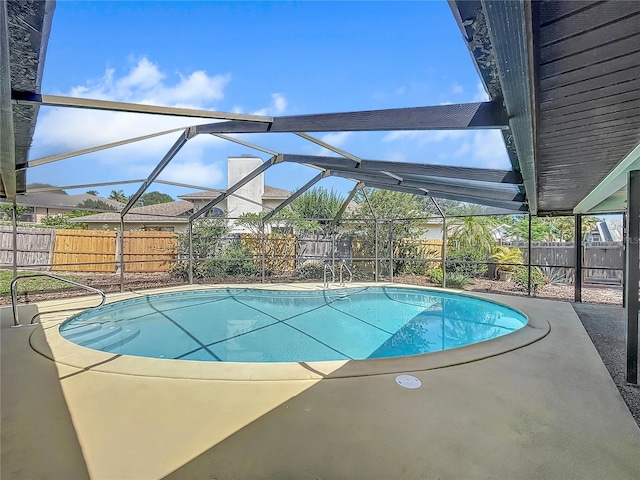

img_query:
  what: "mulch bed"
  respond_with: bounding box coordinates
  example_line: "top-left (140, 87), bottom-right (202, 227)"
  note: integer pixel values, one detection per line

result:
top-left (1, 272), bottom-right (623, 307)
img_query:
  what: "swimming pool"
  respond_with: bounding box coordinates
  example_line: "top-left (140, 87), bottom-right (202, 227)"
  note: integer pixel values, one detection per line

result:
top-left (59, 286), bottom-right (527, 363)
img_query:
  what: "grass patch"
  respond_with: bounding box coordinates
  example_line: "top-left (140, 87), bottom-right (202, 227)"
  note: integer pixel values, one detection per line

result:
top-left (0, 270), bottom-right (80, 295)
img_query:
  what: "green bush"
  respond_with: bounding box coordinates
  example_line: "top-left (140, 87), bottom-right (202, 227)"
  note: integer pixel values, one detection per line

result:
top-left (513, 266), bottom-right (547, 293)
top-left (445, 273), bottom-right (470, 289)
top-left (204, 243), bottom-right (258, 278)
top-left (291, 262), bottom-right (325, 280)
top-left (446, 246), bottom-right (488, 278)
top-left (430, 267), bottom-right (443, 285)
top-left (428, 268), bottom-right (469, 289)
top-left (169, 243), bottom-right (258, 280)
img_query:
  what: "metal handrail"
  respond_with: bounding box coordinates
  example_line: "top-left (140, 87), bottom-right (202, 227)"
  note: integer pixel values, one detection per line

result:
top-left (339, 260), bottom-right (353, 286)
top-left (323, 263), bottom-right (335, 288)
top-left (10, 273), bottom-right (106, 327)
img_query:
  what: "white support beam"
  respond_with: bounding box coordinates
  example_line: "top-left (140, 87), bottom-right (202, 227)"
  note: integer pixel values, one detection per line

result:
top-left (11, 91), bottom-right (273, 122)
top-left (574, 142), bottom-right (640, 214)
top-left (25, 127), bottom-right (187, 169)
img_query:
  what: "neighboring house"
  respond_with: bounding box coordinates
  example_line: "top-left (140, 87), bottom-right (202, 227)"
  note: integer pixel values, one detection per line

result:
top-left (586, 218), bottom-right (623, 243)
top-left (1, 192), bottom-right (124, 223)
top-left (490, 224), bottom-right (519, 243)
top-left (69, 200), bottom-right (195, 232)
top-left (72, 156), bottom-right (292, 232)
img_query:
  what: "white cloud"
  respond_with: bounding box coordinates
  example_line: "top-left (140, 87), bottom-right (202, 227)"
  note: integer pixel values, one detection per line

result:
top-left (160, 160), bottom-right (224, 186)
top-left (251, 93), bottom-right (288, 116)
top-left (469, 130), bottom-right (509, 168)
top-left (314, 132), bottom-right (354, 156)
top-left (452, 84), bottom-right (464, 94)
top-left (472, 82), bottom-right (489, 102)
top-left (33, 57), bottom-right (232, 160)
top-left (435, 130), bottom-right (509, 169)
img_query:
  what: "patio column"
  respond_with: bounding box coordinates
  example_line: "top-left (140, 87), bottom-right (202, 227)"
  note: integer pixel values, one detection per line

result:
top-left (574, 214), bottom-right (582, 303)
top-left (188, 220), bottom-right (193, 285)
top-left (527, 214), bottom-right (532, 296)
top-left (374, 219), bottom-right (379, 282)
top-left (260, 221), bottom-right (266, 284)
top-left (626, 170), bottom-right (639, 384)
top-left (119, 217), bottom-right (125, 292)
top-left (389, 220), bottom-right (394, 283)
top-left (11, 204), bottom-right (17, 279)
top-left (442, 216), bottom-right (447, 289)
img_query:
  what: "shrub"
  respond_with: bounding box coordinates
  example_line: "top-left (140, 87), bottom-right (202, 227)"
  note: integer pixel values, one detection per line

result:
top-left (491, 246), bottom-right (523, 273)
top-left (204, 243), bottom-right (258, 278)
top-left (538, 266), bottom-right (566, 285)
top-left (445, 273), bottom-right (470, 289)
top-left (446, 246), bottom-right (488, 278)
top-left (291, 262), bottom-right (325, 280)
top-left (513, 266), bottom-right (547, 293)
top-left (430, 267), bottom-right (443, 285)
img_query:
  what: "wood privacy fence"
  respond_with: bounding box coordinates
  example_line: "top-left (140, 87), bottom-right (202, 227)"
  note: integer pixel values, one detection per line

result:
top-left (506, 241), bottom-right (624, 284)
top-left (1, 228), bottom-right (178, 273)
top-left (0, 226), bottom-right (55, 270)
top-left (52, 230), bottom-right (117, 272)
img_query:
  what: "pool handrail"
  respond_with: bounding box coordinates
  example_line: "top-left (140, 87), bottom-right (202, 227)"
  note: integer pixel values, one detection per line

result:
top-left (10, 273), bottom-right (106, 327)
top-left (339, 260), bottom-right (353, 286)
top-left (323, 263), bottom-right (335, 288)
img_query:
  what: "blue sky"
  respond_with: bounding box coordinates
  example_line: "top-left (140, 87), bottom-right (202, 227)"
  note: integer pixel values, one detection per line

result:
top-left (29, 0), bottom-right (510, 200)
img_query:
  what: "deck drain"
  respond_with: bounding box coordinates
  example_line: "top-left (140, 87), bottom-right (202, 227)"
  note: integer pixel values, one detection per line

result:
top-left (395, 375), bottom-right (421, 389)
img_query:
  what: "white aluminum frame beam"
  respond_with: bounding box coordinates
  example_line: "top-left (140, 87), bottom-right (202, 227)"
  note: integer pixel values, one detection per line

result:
top-left (11, 91), bottom-right (273, 122)
top-left (189, 155), bottom-right (281, 222)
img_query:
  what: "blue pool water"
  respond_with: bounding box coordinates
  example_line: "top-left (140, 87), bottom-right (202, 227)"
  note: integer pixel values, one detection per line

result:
top-left (59, 287), bottom-right (527, 363)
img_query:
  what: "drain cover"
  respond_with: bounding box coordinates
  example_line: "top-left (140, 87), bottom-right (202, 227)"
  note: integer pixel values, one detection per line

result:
top-left (395, 375), bottom-right (421, 389)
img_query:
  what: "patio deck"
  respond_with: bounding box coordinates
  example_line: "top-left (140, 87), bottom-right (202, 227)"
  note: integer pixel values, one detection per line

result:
top-left (2, 284), bottom-right (639, 479)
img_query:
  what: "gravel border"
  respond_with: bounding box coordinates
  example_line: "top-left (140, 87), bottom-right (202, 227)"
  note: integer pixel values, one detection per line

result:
top-left (573, 303), bottom-right (640, 427)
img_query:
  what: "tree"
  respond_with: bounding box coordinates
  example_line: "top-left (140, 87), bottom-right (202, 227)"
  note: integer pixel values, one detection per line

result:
top-left (506, 217), bottom-right (552, 242)
top-left (448, 204), bottom-right (497, 254)
top-left (0, 204), bottom-right (28, 220)
top-left (280, 187), bottom-right (346, 235)
top-left (109, 190), bottom-right (129, 203)
top-left (86, 190), bottom-right (99, 196)
top-left (75, 199), bottom-right (117, 211)
top-left (420, 197), bottom-right (463, 216)
top-left (137, 191), bottom-right (174, 207)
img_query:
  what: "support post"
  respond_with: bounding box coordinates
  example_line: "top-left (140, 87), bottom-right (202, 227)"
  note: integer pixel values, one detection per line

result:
top-left (11, 204), bottom-right (17, 279)
top-left (442, 216), bottom-right (447, 289)
top-left (574, 214), bottom-right (582, 303)
top-left (389, 220), bottom-right (394, 283)
top-left (527, 214), bottom-right (532, 296)
top-left (430, 197), bottom-right (447, 288)
top-left (625, 170), bottom-right (639, 384)
top-left (374, 220), bottom-right (379, 282)
top-left (331, 230), bottom-right (336, 274)
top-left (120, 217), bottom-right (125, 292)
top-left (261, 221), bottom-right (266, 284)
top-left (188, 220), bottom-right (193, 285)
top-left (623, 212), bottom-right (627, 308)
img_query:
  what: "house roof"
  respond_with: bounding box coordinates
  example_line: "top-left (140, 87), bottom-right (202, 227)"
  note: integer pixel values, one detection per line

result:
top-left (69, 200), bottom-right (194, 224)
top-left (2, 192), bottom-right (124, 210)
top-left (178, 185), bottom-right (291, 200)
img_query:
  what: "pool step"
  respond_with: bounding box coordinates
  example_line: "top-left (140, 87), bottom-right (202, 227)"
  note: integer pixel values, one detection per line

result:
top-left (64, 321), bottom-right (140, 350)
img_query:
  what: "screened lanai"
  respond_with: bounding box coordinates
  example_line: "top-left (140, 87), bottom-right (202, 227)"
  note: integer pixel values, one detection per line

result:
top-left (1, 0), bottom-right (638, 384)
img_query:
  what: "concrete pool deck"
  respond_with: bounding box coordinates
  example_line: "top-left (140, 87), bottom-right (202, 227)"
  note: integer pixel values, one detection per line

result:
top-left (2, 283), bottom-right (640, 479)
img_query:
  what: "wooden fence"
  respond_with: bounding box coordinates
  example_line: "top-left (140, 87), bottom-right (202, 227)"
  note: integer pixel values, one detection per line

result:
top-left (1, 228), bottom-right (179, 273)
top-left (52, 230), bottom-right (117, 272)
top-left (123, 231), bottom-right (178, 272)
top-left (0, 226), bottom-right (55, 270)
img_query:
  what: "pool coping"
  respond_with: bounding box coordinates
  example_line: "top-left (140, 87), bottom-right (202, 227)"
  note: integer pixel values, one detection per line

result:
top-left (28, 282), bottom-right (550, 381)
